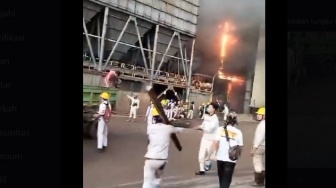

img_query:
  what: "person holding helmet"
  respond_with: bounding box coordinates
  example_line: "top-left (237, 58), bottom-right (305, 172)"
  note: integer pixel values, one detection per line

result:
top-left (194, 102), bottom-right (220, 175)
top-left (93, 92), bottom-right (112, 152)
top-left (127, 94), bottom-right (140, 122)
top-left (250, 107), bottom-right (265, 187)
top-left (143, 108), bottom-right (184, 188)
top-left (105, 69), bottom-right (121, 88)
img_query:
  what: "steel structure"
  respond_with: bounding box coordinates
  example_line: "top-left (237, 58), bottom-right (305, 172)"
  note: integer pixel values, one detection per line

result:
top-left (83, 0), bottom-right (200, 101)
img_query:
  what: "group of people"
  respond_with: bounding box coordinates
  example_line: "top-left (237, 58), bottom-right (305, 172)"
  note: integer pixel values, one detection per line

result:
top-left (96, 71), bottom-right (266, 187)
top-left (142, 99), bottom-right (265, 188)
top-left (198, 102), bottom-right (230, 121)
top-left (150, 99), bottom-right (193, 120)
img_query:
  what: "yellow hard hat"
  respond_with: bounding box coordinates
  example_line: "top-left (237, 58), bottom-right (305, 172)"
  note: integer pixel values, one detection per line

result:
top-left (100, 92), bottom-right (110, 100)
top-left (150, 101), bottom-right (153, 104)
top-left (152, 108), bottom-right (160, 116)
top-left (256, 107), bottom-right (265, 115)
top-left (207, 102), bottom-right (210, 105)
top-left (161, 100), bottom-right (167, 106)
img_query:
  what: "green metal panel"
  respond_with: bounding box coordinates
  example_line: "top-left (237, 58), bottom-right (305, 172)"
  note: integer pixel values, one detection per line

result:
top-left (83, 85), bottom-right (118, 106)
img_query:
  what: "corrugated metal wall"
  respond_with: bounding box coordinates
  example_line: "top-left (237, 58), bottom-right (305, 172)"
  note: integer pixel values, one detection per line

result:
top-left (98, 0), bottom-right (200, 35)
top-left (83, 73), bottom-right (103, 86)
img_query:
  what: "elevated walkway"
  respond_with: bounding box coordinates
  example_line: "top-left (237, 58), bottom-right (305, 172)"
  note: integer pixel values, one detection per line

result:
top-left (83, 59), bottom-right (212, 93)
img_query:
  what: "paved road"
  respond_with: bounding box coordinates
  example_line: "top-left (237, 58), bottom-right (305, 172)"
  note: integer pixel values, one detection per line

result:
top-left (83, 117), bottom-right (258, 188)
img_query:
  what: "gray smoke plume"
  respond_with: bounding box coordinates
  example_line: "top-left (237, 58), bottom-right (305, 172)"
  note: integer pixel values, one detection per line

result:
top-left (195, 0), bottom-right (265, 77)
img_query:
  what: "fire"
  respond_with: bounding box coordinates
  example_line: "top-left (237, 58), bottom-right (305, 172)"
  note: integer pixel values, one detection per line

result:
top-left (227, 82), bottom-right (232, 102)
top-left (218, 71), bottom-right (244, 83)
top-left (220, 21), bottom-right (237, 58)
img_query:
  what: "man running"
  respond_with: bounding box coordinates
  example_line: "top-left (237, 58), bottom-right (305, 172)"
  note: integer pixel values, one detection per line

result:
top-left (143, 108), bottom-right (184, 188)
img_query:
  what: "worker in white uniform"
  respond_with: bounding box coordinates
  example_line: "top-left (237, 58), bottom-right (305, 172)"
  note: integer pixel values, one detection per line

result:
top-left (201, 102), bottom-right (210, 119)
top-left (223, 104), bottom-right (229, 122)
top-left (93, 92), bottom-right (112, 152)
top-left (187, 101), bottom-right (195, 119)
top-left (194, 102), bottom-right (220, 175)
top-left (250, 107), bottom-right (265, 187)
top-left (145, 101), bottom-right (154, 133)
top-left (143, 108), bottom-right (184, 188)
top-left (127, 94), bottom-right (140, 122)
top-left (167, 99), bottom-right (175, 119)
top-left (161, 99), bottom-right (169, 117)
top-left (209, 114), bottom-right (243, 188)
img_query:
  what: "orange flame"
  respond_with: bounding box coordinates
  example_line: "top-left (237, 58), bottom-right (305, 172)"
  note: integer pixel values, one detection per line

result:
top-left (220, 21), bottom-right (237, 58)
top-left (227, 82), bottom-right (232, 102)
top-left (218, 71), bottom-right (244, 83)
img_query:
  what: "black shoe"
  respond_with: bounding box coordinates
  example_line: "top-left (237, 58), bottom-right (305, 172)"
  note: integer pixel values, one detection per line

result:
top-left (97, 148), bottom-right (104, 153)
top-left (102, 146), bottom-right (107, 150)
top-left (195, 171), bottom-right (205, 175)
top-left (250, 172), bottom-right (265, 187)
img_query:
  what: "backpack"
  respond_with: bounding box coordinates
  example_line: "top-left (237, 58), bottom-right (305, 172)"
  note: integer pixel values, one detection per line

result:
top-left (103, 102), bottom-right (112, 123)
top-left (223, 126), bottom-right (241, 161)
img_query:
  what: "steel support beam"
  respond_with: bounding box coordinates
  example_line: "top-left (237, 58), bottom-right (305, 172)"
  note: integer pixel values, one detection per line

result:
top-left (150, 25), bottom-right (160, 86)
top-left (147, 35), bottom-right (152, 68)
top-left (177, 33), bottom-right (188, 79)
top-left (184, 47), bottom-right (189, 77)
top-left (157, 86), bottom-right (180, 100)
top-left (83, 17), bottom-right (97, 68)
top-left (186, 39), bottom-right (195, 102)
top-left (210, 74), bottom-right (217, 93)
top-left (154, 32), bottom-right (177, 77)
top-left (104, 16), bottom-right (132, 70)
top-left (97, 16), bottom-right (101, 57)
top-left (133, 17), bottom-right (149, 75)
top-left (244, 75), bottom-right (253, 114)
top-left (84, 33), bottom-right (191, 63)
top-left (98, 7), bottom-right (109, 71)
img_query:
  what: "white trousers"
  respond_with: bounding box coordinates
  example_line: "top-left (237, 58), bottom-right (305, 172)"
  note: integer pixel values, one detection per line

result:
top-left (164, 109), bottom-right (169, 117)
top-left (253, 145), bottom-right (265, 172)
top-left (198, 137), bottom-right (215, 171)
top-left (187, 110), bottom-right (194, 119)
top-left (223, 113), bottom-right (228, 121)
top-left (142, 159), bottom-right (167, 188)
top-left (97, 119), bottom-right (108, 149)
top-left (129, 106), bottom-right (137, 119)
top-left (168, 109), bottom-right (174, 119)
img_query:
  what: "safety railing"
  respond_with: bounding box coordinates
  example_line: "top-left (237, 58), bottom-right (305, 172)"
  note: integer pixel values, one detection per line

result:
top-left (83, 54), bottom-right (212, 93)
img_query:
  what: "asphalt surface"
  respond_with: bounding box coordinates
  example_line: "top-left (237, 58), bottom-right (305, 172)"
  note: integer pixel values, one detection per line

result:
top-left (83, 116), bottom-right (259, 188)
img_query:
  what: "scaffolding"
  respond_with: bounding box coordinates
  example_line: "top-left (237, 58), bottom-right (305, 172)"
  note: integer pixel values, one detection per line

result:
top-left (83, 1), bottom-right (210, 101)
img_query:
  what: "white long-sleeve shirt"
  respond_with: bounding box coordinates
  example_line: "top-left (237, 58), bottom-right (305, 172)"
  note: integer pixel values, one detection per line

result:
top-left (253, 120), bottom-right (265, 148)
top-left (200, 114), bottom-right (219, 140)
top-left (146, 104), bottom-right (154, 125)
top-left (145, 123), bottom-right (184, 159)
top-left (127, 95), bottom-right (140, 108)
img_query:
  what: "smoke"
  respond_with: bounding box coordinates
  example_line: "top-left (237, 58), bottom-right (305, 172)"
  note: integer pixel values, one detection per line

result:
top-left (195, 0), bottom-right (265, 77)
